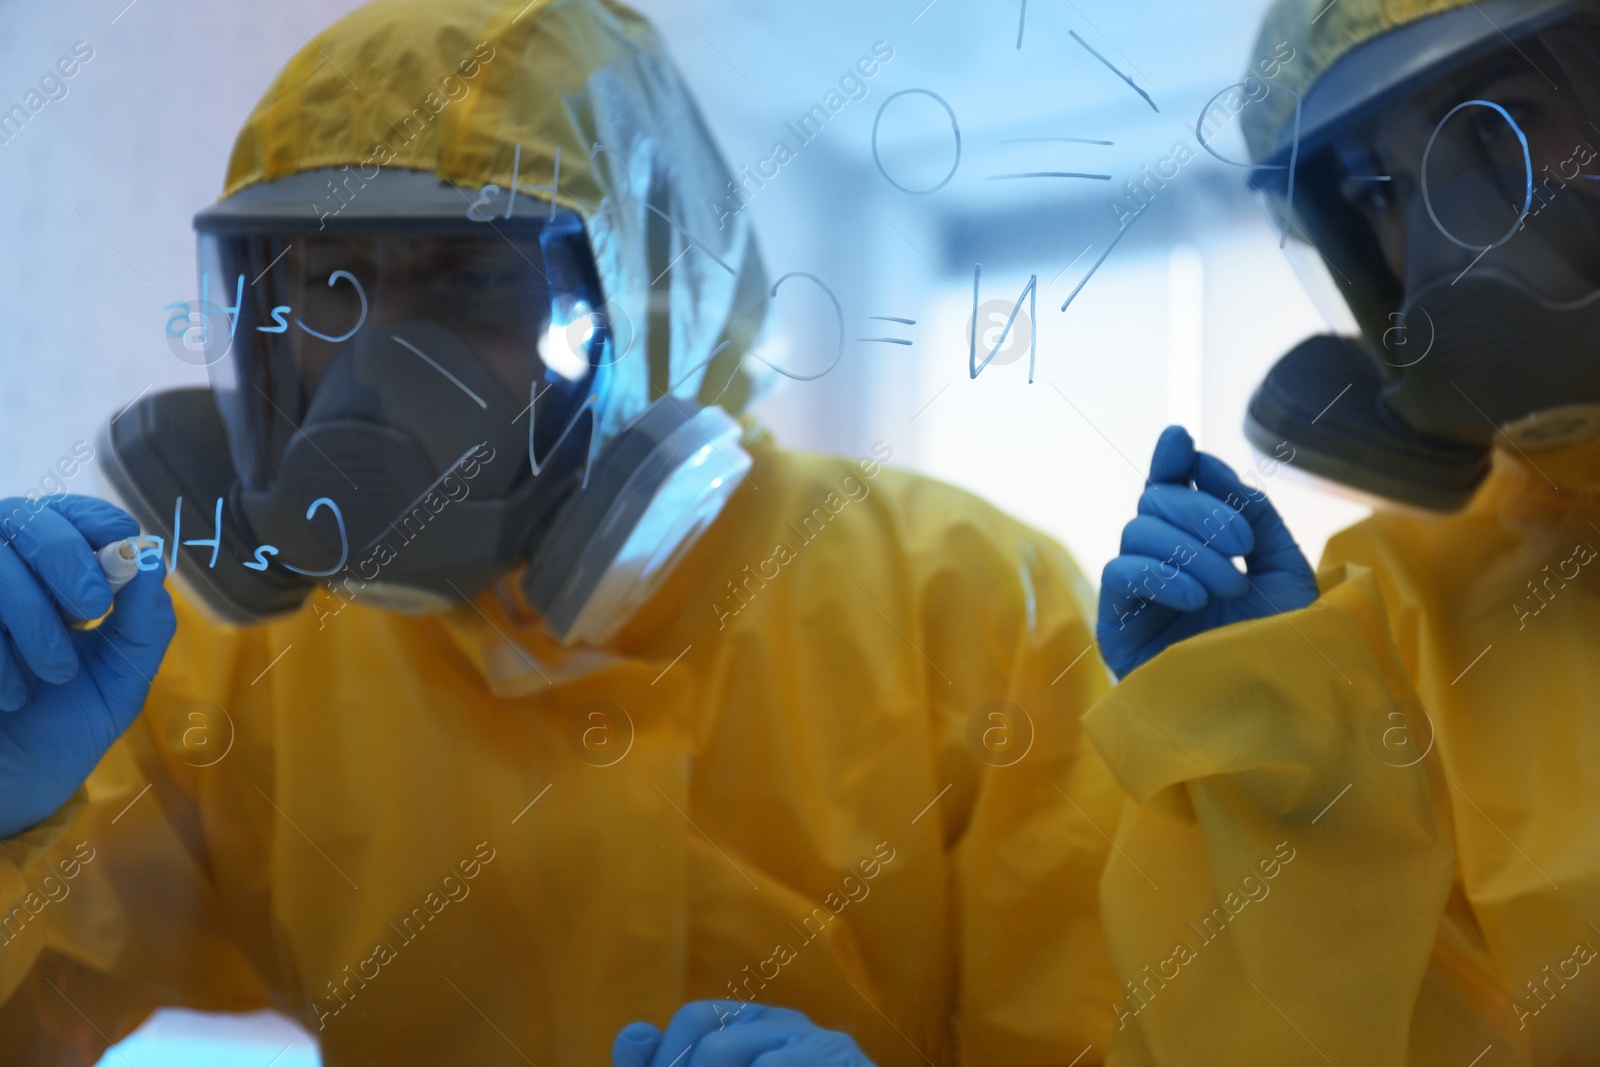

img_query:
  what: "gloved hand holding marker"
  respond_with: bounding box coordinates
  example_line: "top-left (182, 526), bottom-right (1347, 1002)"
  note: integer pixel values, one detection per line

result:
top-left (60, 538), bottom-right (142, 629)
top-left (0, 496), bottom-right (177, 838)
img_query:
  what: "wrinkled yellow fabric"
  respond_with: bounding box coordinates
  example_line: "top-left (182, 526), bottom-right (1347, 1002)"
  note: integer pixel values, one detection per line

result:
top-left (1241, 0), bottom-right (1474, 162)
top-left (1084, 436), bottom-right (1600, 1065)
top-left (0, 430), bottom-right (1123, 1065)
top-left (0, 0), bottom-right (1130, 1061)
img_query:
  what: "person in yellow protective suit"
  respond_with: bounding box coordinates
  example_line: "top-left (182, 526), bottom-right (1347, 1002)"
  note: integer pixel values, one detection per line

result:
top-left (0, 1), bottom-right (1125, 1063)
top-left (1090, 0), bottom-right (1600, 1063)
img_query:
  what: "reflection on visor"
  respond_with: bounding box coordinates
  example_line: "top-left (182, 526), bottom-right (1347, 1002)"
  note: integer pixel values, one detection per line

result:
top-left (193, 223), bottom-right (610, 493)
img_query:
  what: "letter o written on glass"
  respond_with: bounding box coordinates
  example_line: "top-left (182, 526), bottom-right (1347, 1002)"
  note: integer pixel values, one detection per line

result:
top-left (1422, 99), bottom-right (1533, 252)
top-left (871, 89), bottom-right (962, 195)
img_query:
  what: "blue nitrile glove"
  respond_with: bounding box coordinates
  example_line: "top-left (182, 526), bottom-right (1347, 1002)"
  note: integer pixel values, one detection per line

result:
top-left (613, 1002), bottom-right (875, 1067)
top-left (0, 496), bottom-right (177, 837)
top-left (1097, 425), bottom-right (1318, 679)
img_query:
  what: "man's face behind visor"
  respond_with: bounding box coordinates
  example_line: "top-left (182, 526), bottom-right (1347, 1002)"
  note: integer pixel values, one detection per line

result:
top-left (293, 235), bottom-right (550, 406)
top-left (1339, 60), bottom-right (1600, 297)
top-left (1276, 23), bottom-right (1600, 344)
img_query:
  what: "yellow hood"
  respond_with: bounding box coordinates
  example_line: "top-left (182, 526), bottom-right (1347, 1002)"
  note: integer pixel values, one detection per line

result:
top-left (1242, 0), bottom-right (1472, 163)
top-left (223, 0), bottom-right (771, 443)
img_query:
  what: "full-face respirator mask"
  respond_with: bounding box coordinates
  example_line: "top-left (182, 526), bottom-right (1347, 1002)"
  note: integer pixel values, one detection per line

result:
top-left (99, 169), bottom-right (750, 644)
top-left (1245, 0), bottom-right (1600, 509)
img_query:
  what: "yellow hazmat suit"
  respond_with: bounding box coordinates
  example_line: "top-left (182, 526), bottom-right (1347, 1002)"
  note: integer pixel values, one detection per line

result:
top-left (0, 1), bottom-right (1125, 1063)
top-left (1085, 2), bottom-right (1600, 1062)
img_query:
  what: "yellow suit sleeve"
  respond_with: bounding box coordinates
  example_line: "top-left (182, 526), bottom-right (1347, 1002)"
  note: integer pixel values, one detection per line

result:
top-left (0, 607), bottom-right (275, 1064)
top-left (1081, 564), bottom-right (1528, 1066)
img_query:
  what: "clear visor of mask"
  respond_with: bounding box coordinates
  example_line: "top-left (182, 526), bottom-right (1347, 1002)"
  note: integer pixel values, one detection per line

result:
top-left (1252, 20), bottom-right (1600, 342)
top-left (185, 209), bottom-right (614, 497)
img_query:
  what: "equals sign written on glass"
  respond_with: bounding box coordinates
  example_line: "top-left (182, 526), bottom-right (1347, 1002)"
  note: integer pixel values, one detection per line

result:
top-left (859, 315), bottom-right (916, 346)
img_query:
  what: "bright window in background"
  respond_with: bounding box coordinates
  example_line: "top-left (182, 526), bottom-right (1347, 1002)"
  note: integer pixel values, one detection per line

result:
top-left (904, 211), bottom-right (1369, 578)
top-left (98, 1009), bottom-right (319, 1066)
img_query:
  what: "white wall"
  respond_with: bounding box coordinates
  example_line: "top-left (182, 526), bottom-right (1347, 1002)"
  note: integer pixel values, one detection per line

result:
top-left (0, 0), bottom-right (367, 497)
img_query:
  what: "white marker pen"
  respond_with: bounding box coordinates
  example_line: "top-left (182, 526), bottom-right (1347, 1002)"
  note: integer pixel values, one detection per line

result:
top-left (97, 538), bottom-right (141, 594)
